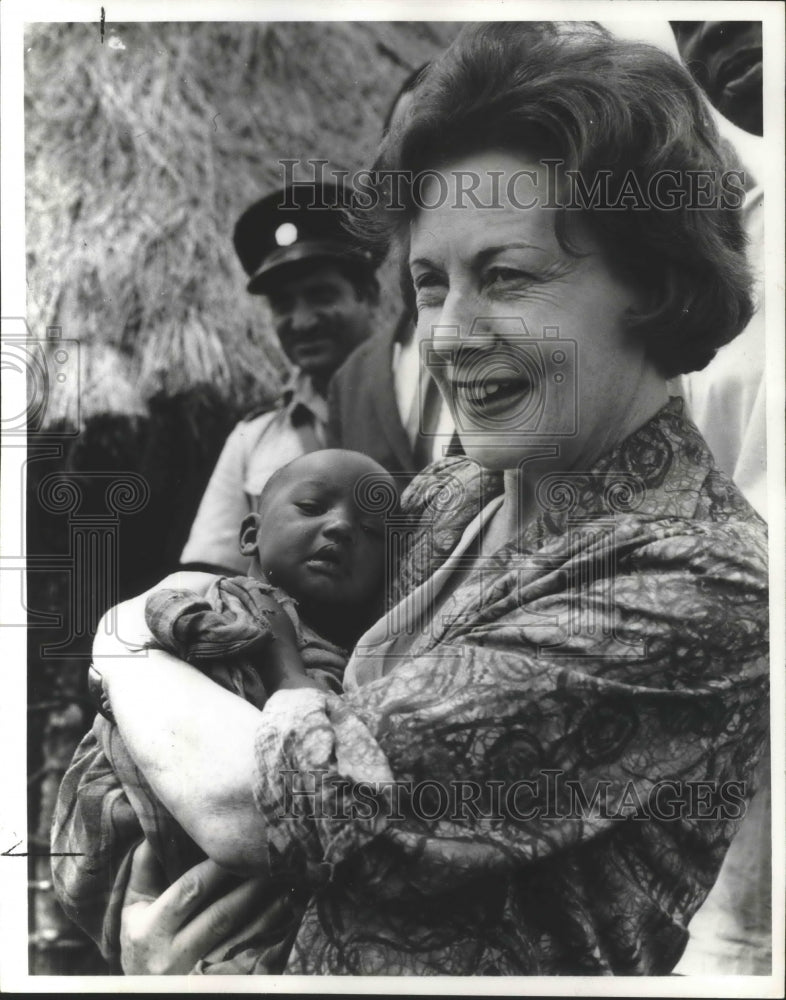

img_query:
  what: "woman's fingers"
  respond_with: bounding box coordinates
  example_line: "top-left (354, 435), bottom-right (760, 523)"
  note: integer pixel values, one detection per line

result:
top-left (120, 849), bottom-right (260, 974)
top-left (172, 876), bottom-right (285, 970)
top-left (123, 839), bottom-right (167, 907)
top-left (148, 856), bottom-right (237, 936)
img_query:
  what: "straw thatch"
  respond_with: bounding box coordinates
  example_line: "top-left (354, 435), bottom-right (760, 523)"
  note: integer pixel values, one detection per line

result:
top-left (24, 20), bottom-right (461, 974)
top-left (24, 20), bottom-right (461, 427)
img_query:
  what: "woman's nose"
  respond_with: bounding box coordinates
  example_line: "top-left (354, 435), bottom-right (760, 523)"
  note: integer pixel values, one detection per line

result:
top-left (422, 303), bottom-right (490, 390)
top-left (429, 290), bottom-right (486, 342)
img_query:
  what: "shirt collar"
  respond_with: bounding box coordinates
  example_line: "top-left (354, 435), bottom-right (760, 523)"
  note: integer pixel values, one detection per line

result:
top-left (416, 397), bottom-right (718, 553)
top-left (280, 369), bottom-right (328, 425)
top-left (392, 397), bottom-right (723, 605)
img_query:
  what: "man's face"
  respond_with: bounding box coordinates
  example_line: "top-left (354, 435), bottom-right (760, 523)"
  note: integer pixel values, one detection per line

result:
top-left (671, 21), bottom-right (762, 135)
top-left (266, 264), bottom-right (373, 380)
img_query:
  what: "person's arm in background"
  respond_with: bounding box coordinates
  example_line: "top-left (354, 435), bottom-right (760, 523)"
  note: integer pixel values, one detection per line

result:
top-left (179, 422), bottom-right (255, 575)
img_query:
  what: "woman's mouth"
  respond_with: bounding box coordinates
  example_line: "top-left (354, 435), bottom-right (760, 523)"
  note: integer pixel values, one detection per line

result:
top-left (451, 377), bottom-right (538, 421)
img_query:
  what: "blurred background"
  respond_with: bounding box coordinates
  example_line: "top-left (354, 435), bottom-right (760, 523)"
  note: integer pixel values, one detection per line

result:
top-left (24, 20), bottom-right (460, 973)
top-left (23, 18), bottom-right (764, 975)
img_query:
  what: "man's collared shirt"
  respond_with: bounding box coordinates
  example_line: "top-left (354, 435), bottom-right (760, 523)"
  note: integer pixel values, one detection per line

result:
top-left (180, 370), bottom-right (328, 573)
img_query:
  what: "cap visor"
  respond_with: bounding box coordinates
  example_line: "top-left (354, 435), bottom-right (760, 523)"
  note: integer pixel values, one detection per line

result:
top-left (247, 241), bottom-right (371, 295)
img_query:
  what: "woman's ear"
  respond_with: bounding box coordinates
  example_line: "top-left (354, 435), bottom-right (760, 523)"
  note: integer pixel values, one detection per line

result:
top-left (238, 513), bottom-right (261, 557)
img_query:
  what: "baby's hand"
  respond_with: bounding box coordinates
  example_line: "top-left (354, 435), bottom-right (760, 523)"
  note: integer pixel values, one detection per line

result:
top-left (225, 581), bottom-right (322, 694)
top-left (255, 594), bottom-right (300, 649)
top-left (220, 579), bottom-right (300, 650)
top-left (219, 580), bottom-right (321, 691)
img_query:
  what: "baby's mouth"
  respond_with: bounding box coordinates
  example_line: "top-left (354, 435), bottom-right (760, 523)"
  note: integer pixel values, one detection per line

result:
top-left (305, 543), bottom-right (346, 575)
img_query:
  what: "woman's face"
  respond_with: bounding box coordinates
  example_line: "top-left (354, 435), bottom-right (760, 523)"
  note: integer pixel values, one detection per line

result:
top-left (409, 150), bottom-right (660, 473)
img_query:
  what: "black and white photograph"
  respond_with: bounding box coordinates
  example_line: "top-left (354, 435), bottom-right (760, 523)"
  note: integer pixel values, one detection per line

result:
top-left (1, 1), bottom-right (783, 992)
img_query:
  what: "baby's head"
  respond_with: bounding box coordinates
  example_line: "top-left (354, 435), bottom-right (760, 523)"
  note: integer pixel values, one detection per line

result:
top-left (239, 449), bottom-right (396, 643)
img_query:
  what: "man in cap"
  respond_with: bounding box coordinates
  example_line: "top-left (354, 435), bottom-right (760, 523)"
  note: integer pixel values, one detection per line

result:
top-left (326, 63), bottom-right (459, 481)
top-left (179, 181), bottom-right (379, 575)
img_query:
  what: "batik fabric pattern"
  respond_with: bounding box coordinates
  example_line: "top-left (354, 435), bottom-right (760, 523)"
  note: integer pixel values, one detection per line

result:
top-left (251, 398), bottom-right (769, 975)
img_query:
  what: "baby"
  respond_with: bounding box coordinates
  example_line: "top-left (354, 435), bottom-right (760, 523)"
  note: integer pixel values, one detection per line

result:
top-left (116, 447), bottom-right (394, 713)
top-left (52, 449), bottom-right (396, 967)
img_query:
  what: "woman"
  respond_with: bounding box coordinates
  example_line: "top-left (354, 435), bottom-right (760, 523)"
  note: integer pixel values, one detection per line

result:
top-left (58, 22), bottom-right (768, 975)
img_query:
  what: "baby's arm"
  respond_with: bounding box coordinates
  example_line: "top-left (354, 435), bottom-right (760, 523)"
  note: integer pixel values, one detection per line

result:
top-left (143, 578), bottom-right (322, 694)
top-left (91, 574), bottom-right (321, 738)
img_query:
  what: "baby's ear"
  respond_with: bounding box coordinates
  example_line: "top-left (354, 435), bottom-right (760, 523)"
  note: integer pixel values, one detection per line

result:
top-left (238, 512), bottom-right (262, 557)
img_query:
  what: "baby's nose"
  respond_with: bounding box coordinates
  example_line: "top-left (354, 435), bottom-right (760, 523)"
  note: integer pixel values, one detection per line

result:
top-left (323, 516), bottom-right (353, 542)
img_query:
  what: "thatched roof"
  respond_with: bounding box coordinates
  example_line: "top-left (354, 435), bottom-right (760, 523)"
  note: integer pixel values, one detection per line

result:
top-left (24, 20), bottom-right (460, 427)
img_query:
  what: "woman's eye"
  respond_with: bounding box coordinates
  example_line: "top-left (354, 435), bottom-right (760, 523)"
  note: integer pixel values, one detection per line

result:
top-left (484, 266), bottom-right (530, 287)
top-left (412, 272), bottom-right (447, 309)
top-left (412, 272), bottom-right (446, 292)
top-left (361, 521), bottom-right (385, 538)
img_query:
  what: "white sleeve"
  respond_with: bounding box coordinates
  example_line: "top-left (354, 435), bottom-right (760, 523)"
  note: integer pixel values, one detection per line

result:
top-left (180, 421), bottom-right (257, 573)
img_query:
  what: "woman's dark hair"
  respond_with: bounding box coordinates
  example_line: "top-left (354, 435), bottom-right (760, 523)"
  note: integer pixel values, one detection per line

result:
top-left (361, 22), bottom-right (754, 377)
top-left (381, 62), bottom-right (431, 134)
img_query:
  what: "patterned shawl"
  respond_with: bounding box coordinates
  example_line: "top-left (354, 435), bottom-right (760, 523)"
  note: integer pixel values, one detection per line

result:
top-left (250, 399), bottom-right (769, 975)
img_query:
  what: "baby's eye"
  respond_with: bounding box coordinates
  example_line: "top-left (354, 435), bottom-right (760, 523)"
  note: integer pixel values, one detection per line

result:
top-left (295, 500), bottom-right (324, 515)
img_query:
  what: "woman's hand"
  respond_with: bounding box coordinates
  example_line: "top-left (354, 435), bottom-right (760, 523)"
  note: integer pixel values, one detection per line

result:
top-left (120, 841), bottom-right (288, 975)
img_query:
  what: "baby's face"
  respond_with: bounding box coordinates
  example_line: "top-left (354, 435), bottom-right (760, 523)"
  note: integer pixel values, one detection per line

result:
top-left (252, 452), bottom-right (391, 612)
